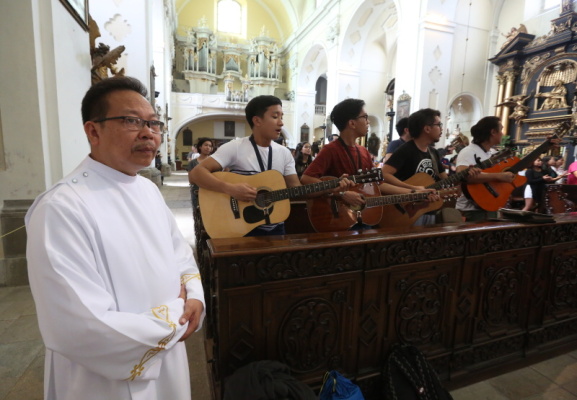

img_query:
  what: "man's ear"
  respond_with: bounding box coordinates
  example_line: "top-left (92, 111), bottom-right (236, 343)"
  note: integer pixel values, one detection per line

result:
top-left (84, 121), bottom-right (100, 145)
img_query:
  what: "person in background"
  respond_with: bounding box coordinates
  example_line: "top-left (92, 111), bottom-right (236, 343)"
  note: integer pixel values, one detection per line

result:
top-left (383, 117), bottom-right (411, 162)
top-left (554, 156), bottom-right (567, 184)
top-left (294, 141), bottom-right (314, 178)
top-left (187, 137), bottom-right (214, 209)
top-left (187, 145), bottom-right (199, 161)
top-left (455, 116), bottom-right (514, 221)
top-left (523, 157), bottom-right (553, 211)
top-left (25, 76), bottom-right (205, 400)
top-left (541, 156), bottom-right (558, 178)
top-left (564, 158), bottom-right (577, 185)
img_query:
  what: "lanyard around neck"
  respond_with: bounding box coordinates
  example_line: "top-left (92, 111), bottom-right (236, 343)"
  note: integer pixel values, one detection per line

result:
top-left (337, 137), bottom-right (361, 173)
top-left (249, 135), bottom-right (272, 172)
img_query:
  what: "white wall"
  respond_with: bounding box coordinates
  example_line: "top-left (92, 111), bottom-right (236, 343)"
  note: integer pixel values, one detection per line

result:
top-left (0, 0), bottom-right (90, 204)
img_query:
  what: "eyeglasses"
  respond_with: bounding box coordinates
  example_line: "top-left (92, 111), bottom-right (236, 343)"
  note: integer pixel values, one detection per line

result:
top-left (93, 116), bottom-right (165, 134)
top-left (355, 114), bottom-right (369, 121)
top-left (429, 122), bottom-right (443, 129)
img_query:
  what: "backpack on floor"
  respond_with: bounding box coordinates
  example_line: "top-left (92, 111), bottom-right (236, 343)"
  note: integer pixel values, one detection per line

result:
top-left (319, 370), bottom-right (365, 400)
top-left (383, 343), bottom-right (453, 400)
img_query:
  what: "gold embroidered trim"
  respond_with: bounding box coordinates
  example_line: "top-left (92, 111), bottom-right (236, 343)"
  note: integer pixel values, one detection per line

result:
top-left (127, 305), bottom-right (177, 381)
top-left (181, 273), bottom-right (201, 285)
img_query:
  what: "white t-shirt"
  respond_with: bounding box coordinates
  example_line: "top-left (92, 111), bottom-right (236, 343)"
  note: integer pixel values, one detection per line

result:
top-left (455, 143), bottom-right (494, 211)
top-left (211, 136), bottom-right (296, 177)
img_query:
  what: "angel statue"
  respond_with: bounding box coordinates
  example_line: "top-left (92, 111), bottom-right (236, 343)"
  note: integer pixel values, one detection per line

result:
top-left (497, 92), bottom-right (533, 123)
top-left (501, 24), bottom-right (528, 49)
top-left (91, 43), bottom-right (126, 84)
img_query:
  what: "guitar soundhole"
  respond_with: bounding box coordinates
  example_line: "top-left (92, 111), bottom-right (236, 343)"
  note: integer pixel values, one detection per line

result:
top-left (255, 188), bottom-right (273, 209)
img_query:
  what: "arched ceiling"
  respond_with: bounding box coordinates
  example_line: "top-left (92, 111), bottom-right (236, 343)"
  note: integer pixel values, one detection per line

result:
top-left (174, 0), bottom-right (313, 41)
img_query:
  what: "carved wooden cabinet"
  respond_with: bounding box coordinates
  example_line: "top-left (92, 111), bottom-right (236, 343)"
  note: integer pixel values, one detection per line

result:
top-left (203, 218), bottom-right (577, 399)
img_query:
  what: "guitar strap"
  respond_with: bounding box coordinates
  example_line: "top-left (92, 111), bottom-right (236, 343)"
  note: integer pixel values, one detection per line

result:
top-left (249, 135), bottom-right (273, 225)
top-left (337, 137), bottom-right (362, 174)
top-left (249, 135), bottom-right (273, 172)
top-left (428, 147), bottom-right (444, 181)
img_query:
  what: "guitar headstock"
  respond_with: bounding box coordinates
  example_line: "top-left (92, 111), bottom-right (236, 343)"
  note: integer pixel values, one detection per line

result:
top-left (352, 168), bottom-right (383, 183)
top-left (551, 120), bottom-right (572, 140)
top-left (439, 186), bottom-right (460, 199)
top-left (490, 148), bottom-right (515, 163)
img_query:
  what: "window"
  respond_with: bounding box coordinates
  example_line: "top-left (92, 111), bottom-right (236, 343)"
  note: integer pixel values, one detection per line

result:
top-left (543, 0), bottom-right (560, 10)
top-left (217, 0), bottom-right (242, 35)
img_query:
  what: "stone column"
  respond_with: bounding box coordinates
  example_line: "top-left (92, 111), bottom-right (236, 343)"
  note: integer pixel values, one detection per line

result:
top-left (501, 71), bottom-right (517, 135)
top-left (495, 74), bottom-right (506, 118)
top-left (0, 200), bottom-right (32, 286)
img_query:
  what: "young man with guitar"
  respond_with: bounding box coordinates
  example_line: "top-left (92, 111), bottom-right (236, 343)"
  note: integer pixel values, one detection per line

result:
top-left (381, 108), bottom-right (453, 226)
top-left (454, 116), bottom-right (515, 221)
top-left (301, 98), bottom-right (419, 231)
top-left (189, 95), bottom-right (350, 237)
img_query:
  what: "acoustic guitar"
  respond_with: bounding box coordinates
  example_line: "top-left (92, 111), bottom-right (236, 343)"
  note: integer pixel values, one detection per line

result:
top-left (465, 121), bottom-right (572, 211)
top-left (307, 180), bottom-right (459, 232)
top-left (198, 168), bottom-right (382, 238)
top-left (379, 149), bottom-right (514, 229)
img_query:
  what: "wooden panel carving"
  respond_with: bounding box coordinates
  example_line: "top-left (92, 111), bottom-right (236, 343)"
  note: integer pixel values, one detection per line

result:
top-left (263, 273), bottom-right (362, 382)
top-left (473, 250), bottom-right (534, 342)
top-left (206, 217), bottom-right (577, 398)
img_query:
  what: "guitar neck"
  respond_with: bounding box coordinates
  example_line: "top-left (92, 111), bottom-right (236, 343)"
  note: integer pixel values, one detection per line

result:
top-left (426, 151), bottom-right (504, 189)
top-left (365, 192), bottom-right (430, 208)
top-left (263, 178), bottom-right (342, 203)
top-left (508, 139), bottom-right (554, 174)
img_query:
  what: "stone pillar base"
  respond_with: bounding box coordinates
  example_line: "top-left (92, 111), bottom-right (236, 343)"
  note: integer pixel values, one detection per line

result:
top-left (1, 200), bottom-right (33, 287)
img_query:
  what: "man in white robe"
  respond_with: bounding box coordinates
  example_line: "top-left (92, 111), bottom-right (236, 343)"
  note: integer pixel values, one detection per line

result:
top-left (25, 76), bottom-right (205, 400)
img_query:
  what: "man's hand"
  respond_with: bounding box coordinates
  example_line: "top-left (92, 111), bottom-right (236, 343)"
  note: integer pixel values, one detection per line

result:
top-left (341, 191), bottom-right (365, 207)
top-left (414, 188), bottom-right (440, 202)
top-left (226, 183), bottom-right (257, 202)
top-left (498, 171), bottom-right (516, 183)
top-left (178, 285), bottom-right (205, 341)
top-left (467, 167), bottom-right (482, 179)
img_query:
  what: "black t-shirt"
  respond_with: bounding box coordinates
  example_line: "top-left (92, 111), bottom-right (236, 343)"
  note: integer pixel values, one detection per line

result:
top-left (385, 140), bottom-right (444, 182)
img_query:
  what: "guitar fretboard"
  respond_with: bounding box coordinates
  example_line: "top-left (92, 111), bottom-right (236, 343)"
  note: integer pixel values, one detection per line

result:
top-left (257, 171), bottom-right (381, 204)
top-left (365, 192), bottom-right (430, 208)
top-left (427, 149), bottom-right (511, 190)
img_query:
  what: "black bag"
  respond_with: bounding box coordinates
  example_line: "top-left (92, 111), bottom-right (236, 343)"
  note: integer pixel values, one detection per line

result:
top-left (383, 344), bottom-right (453, 400)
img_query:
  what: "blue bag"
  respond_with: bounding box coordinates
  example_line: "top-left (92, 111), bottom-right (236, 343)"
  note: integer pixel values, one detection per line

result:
top-left (318, 370), bottom-right (365, 400)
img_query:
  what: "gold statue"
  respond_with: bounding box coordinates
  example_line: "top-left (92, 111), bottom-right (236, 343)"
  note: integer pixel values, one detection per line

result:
top-left (501, 24), bottom-right (528, 49)
top-left (89, 16), bottom-right (125, 84)
top-left (497, 92), bottom-right (533, 123)
top-left (537, 80), bottom-right (568, 110)
top-left (91, 43), bottom-right (126, 84)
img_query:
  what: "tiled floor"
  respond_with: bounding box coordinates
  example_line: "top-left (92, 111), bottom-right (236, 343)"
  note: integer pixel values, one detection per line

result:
top-left (3, 170), bottom-right (577, 399)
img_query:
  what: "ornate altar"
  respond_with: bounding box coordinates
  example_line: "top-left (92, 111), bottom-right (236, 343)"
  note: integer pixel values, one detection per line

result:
top-left (174, 20), bottom-right (282, 101)
top-left (490, 2), bottom-right (577, 152)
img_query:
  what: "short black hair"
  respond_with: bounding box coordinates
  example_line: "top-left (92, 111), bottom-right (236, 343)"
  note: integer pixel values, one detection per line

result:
top-left (407, 108), bottom-right (441, 139)
top-left (470, 116), bottom-right (500, 145)
top-left (196, 137), bottom-right (214, 149)
top-left (245, 95), bottom-right (282, 128)
top-left (395, 117), bottom-right (409, 136)
top-left (329, 98), bottom-right (365, 132)
top-left (81, 76), bottom-right (148, 123)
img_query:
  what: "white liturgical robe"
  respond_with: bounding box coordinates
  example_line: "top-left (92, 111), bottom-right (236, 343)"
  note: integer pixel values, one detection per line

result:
top-left (25, 157), bottom-right (205, 400)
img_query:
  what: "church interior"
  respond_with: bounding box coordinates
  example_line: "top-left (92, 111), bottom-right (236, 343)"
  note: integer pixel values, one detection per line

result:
top-left (5, 0), bottom-right (577, 399)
